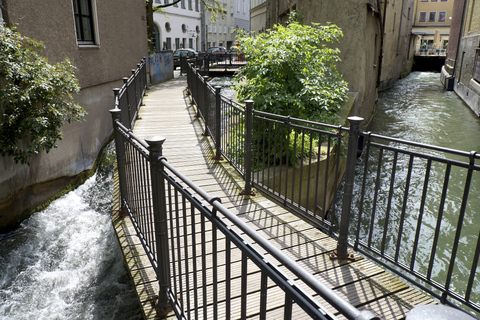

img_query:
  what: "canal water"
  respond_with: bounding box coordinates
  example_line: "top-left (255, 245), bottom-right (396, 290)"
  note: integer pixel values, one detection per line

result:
top-left (0, 144), bottom-right (142, 320)
top-left (351, 71), bottom-right (480, 309)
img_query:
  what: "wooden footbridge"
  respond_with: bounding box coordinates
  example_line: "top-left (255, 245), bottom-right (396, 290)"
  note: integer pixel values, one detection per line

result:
top-left (111, 74), bottom-right (440, 319)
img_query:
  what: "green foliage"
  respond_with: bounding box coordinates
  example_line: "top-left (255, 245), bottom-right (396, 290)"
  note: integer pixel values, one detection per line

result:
top-left (0, 27), bottom-right (85, 165)
top-left (234, 13), bottom-right (348, 125)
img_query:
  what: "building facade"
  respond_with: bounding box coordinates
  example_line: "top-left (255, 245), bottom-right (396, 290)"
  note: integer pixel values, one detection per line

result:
top-left (204, 0), bottom-right (236, 50)
top-left (265, 0), bottom-right (415, 123)
top-left (411, 0), bottom-right (454, 56)
top-left (441, 0), bottom-right (480, 116)
top-left (250, 0), bottom-right (266, 34)
top-left (153, 0), bottom-right (202, 52)
top-left (0, 0), bottom-right (148, 232)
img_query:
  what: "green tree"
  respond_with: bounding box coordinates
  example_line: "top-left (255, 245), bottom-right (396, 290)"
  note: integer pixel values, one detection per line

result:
top-left (146, 0), bottom-right (225, 51)
top-left (234, 13), bottom-right (348, 124)
top-left (0, 27), bottom-right (85, 165)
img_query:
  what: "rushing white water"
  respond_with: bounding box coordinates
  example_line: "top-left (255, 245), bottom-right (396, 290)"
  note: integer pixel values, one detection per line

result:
top-left (0, 147), bottom-right (142, 320)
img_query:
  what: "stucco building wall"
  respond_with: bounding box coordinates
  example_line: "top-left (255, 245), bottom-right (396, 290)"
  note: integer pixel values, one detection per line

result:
top-left (266, 0), bottom-right (414, 124)
top-left (0, 0), bottom-right (148, 232)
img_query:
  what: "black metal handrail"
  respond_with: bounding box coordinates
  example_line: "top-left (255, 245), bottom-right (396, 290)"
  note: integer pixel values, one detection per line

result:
top-left (110, 60), bottom-right (381, 320)
top-left (352, 131), bottom-right (480, 313)
top-left (109, 112), bottom-right (378, 320)
top-left (186, 59), bottom-right (480, 314)
top-left (113, 58), bottom-right (148, 129)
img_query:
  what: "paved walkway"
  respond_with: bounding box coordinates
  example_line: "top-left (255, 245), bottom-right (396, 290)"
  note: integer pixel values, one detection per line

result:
top-left (114, 72), bottom-right (436, 319)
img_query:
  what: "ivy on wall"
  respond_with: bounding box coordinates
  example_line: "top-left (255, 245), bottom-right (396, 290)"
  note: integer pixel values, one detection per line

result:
top-left (0, 27), bottom-right (85, 165)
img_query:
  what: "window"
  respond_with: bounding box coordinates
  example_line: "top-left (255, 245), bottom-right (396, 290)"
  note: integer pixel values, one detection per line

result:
top-left (182, 24), bottom-right (187, 33)
top-left (474, 49), bottom-right (480, 83)
top-left (188, 0), bottom-right (192, 10)
top-left (165, 22), bottom-right (171, 32)
top-left (419, 12), bottom-right (427, 22)
top-left (165, 0), bottom-right (169, 3)
top-left (174, 1), bottom-right (178, 7)
top-left (181, 0), bottom-right (185, 8)
top-left (438, 11), bottom-right (446, 22)
top-left (189, 38), bottom-right (193, 49)
top-left (195, 0), bottom-right (199, 11)
top-left (421, 0), bottom-right (428, 2)
top-left (431, 0), bottom-right (438, 2)
top-left (428, 12), bottom-right (436, 22)
top-left (441, 0), bottom-right (448, 1)
top-left (73, 0), bottom-right (96, 44)
top-left (166, 38), bottom-right (172, 50)
top-left (175, 38), bottom-right (180, 49)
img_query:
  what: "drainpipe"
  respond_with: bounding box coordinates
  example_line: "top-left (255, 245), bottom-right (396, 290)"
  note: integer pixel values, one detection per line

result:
top-left (376, 0), bottom-right (387, 88)
top-left (452, 0), bottom-right (468, 82)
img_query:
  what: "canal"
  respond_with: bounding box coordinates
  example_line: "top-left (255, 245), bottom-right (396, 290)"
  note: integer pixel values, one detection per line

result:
top-left (350, 71), bottom-right (480, 311)
top-left (0, 144), bottom-right (142, 320)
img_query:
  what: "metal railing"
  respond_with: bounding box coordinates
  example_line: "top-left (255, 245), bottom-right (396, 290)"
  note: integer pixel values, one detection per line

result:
top-left (113, 58), bottom-right (148, 129)
top-left (351, 131), bottom-right (480, 313)
top-left (190, 52), bottom-right (246, 74)
top-left (186, 60), bottom-right (480, 314)
top-left (111, 61), bottom-right (378, 319)
top-left (187, 65), bottom-right (347, 232)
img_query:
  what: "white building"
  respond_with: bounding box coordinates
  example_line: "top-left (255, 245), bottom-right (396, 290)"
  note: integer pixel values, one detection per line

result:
top-left (153, 0), bottom-right (202, 51)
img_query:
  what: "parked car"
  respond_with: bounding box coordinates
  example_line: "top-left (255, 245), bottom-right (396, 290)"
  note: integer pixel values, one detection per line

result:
top-left (173, 49), bottom-right (197, 69)
top-left (207, 46), bottom-right (227, 62)
top-left (207, 46), bottom-right (227, 54)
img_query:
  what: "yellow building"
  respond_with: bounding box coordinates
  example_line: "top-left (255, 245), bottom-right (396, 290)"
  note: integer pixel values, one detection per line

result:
top-left (412, 0), bottom-right (455, 56)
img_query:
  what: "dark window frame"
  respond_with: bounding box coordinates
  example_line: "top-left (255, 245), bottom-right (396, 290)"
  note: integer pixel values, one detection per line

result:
top-left (73, 0), bottom-right (96, 45)
top-left (474, 48), bottom-right (480, 83)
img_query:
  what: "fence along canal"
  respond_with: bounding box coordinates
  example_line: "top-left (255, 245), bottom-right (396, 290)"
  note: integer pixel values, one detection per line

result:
top-left (112, 59), bottom-right (480, 318)
top-left (186, 63), bottom-right (480, 315)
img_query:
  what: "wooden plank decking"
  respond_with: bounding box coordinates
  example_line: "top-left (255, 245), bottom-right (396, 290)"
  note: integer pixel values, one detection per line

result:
top-left (112, 73), bottom-right (437, 319)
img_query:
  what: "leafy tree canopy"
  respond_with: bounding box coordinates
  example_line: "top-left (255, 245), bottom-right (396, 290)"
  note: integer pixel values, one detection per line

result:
top-left (234, 12), bottom-right (349, 124)
top-left (0, 27), bottom-right (85, 165)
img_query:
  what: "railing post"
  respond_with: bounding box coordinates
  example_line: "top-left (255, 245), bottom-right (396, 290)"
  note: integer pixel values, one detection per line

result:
top-left (109, 108), bottom-right (128, 217)
top-left (331, 116), bottom-right (363, 260)
top-left (202, 75), bottom-right (210, 136)
top-left (213, 86), bottom-right (223, 160)
top-left (241, 100), bottom-right (255, 196)
top-left (145, 136), bottom-right (171, 316)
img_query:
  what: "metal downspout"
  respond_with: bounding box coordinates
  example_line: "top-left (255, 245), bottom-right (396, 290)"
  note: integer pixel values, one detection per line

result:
top-left (376, 0), bottom-right (387, 88)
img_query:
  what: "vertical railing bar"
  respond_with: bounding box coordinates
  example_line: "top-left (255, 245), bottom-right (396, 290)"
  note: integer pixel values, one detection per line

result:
top-left (381, 150), bottom-right (398, 255)
top-left (190, 206), bottom-right (199, 320)
top-left (368, 147), bottom-right (384, 248)
top-left (201, 214), bottom-right (208, 320)
top-left (213, 209), bottom-right (218, 320)
top-left (241, 251), bottom-right (248, 320)
top-left (225, 236), bottom-right (231, 320)
top-left (298, 128), bottom-right (306, 209)
top-left (305, 129), bottom-right (314, 215)
top-left (324, 135), bottom-right (332, 228)
top-left (313, 132), bottom-right (322, 220)
top-left (427, 162), bottom-right (451, 280)
top-left (290, 128), bottom-right (298, 204)
top-left (173, 188), bottom-right (181, 309)
top-left (182, 196), bottom-right (191, 319)
top-left (259, 272), bottom-right (268, 320)
top-left (284, 294), bottom-right (293, 320)
top-left (465, 226), bottom-right (480, 301)
top-left (283, 121), bottom-right (289, 203)
top-left (355, 132), bottom-right (372, 249)
top-left (444, 153), bottom-right (475, 297)
top-left (395, 154), bottom-right (414, 262)
top-left (410, 158), bottom-right (432, 271)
